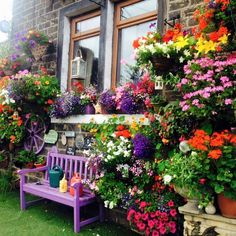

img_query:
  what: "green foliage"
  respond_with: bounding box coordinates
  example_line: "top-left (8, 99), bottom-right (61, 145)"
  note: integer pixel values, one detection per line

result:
top-left (14, 150), bottom-right (37, 166)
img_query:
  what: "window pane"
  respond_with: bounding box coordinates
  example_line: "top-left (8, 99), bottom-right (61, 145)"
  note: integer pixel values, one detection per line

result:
top-left (121, 0), bottom-right (157, 20)
top-left (73, 36), bottom-right (100, 87)
top-left (117, 20), bottom-right (156, 85)
top-left (76, 15), bottom-right (100, 33)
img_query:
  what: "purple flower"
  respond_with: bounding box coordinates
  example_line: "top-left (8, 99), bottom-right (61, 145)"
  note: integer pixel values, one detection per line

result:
top-left (50, 92), bottom-right (81, 118)
top-left (120, 93), bottom-right (142, 114)
top-left (99, 90), bottom-right (116, 113)
top-left (29, 40), bottom-right (36, 48)
top-left (132, 133), bottom-right (154, 159)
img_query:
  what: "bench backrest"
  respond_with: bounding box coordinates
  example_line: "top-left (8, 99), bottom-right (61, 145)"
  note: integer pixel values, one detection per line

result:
top-left (45, 146), bottom-right (96, 183)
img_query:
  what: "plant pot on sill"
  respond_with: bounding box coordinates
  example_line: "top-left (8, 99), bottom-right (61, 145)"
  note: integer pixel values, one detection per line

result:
top-left (84, 103), bottom-right (95, 114)
top-left (217, 193), bottom-right (236, 218)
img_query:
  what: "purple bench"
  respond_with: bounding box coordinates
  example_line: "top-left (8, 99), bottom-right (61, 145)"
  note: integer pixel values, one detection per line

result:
top-left (18, 146), bottom-right (104, 233)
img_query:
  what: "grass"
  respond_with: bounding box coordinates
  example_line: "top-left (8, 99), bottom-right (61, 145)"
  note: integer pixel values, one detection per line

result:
top-left (0, 191), bottom-right (137, 236)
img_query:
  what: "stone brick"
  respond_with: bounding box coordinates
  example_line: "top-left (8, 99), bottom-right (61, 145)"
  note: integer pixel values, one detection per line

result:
top-left (169, 0), bottom-right (190, 11)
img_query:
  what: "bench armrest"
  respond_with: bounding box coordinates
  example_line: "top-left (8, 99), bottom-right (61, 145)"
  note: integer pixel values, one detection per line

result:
top-left (18, 166), bottom-right (48, 175)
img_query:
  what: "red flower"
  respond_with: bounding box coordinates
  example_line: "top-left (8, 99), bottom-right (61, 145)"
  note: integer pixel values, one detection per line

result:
top-left (137, 222), bottom-right (146, 231)
top-left (47, 99), bottom-right (54, 105)
top-left (134, 212), bottom-right (142, 220)
top-left (168, 200), bottom-right (174, 207)
top-left (208, 149), bottom-right (222, 159)
top-left (148, 220), bottom-right (155, 229)
top-left (142, 212), bottom-right (149, 221)
top-left (140, 201), bottom-right (147, 209)
top-left (170, 209), bottom-right (177, 217)
top-left (117, 125), bottom-right (125, 131)
top-left (152, 230), bottom-right (160, 236)
top-left (199, 178), bottom-right (206, 185)
top-left (127, 209), bottom-right (136, 221)
top-left (160, 227), bottom-right (167, 235)
top-left (209, 32), bottom-right (219, 42)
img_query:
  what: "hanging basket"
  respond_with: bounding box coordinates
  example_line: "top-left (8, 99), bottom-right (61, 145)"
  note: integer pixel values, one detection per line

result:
top-left (150, 56), bottom-right (174, 74)
top-left (31, 44), bottom-right (48, 61)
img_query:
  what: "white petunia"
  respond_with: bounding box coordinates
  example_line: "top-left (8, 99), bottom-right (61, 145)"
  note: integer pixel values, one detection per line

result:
top-left (163, 174), bottom-right (172, 185)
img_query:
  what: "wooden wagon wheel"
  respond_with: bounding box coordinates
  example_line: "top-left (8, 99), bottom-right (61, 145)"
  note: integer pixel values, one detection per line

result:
top-left (24, 116), bottom-right (46, 154)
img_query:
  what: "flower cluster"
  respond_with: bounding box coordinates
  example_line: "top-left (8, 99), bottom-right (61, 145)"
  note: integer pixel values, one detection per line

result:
top-left (178, 55), bottom-right (236, 119)
top-left (132, 133), bottom-right (154, 159)
top-left (15, 30), bottom-right (50, 57)
top-left (50, 91), bottom-right (81, 118)
top-left (79, 85), bottom-right (98, 105)
top-left (99, 89), bottom-right (116, 113)
top-left (115, 73), bottom-right (155, 114)
top-left (127, 199), bottom-right (178, 235)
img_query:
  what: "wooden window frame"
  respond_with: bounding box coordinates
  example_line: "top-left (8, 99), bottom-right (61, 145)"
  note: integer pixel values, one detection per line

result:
top-left (68, 11), bottom-right (101, 90)
top-left (112, 0), bottom-right (157, 88)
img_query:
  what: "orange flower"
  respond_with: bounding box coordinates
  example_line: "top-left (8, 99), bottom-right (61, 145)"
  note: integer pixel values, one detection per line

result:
top-left (132, 38), bottom-right (140, 49)
top-left (209, 32), bottom-right (219, 42)
top-left (199, 18), bottom-right (208, 31)
top-left (230, 135), bottom-right (236, 146)
top-left (218, 26), bottom-right (228, 37)
top-left (34, 80), bottom-right (41, 85)
top-left (210, 132), bottom-right (224, 147)
top-left (10, 135), bottom-right (16, 143)
top-left (115, 129), bottom-right (131, 139)
top-left (117, 125), bottom-right (125, 131)
top-left (208, 149), bottom-right (222, 159)
top-left (17, 118), bottom-right (23, 126)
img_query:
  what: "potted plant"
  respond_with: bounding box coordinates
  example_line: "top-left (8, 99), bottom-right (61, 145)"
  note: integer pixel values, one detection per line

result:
top-left (99, 90), bottom-right (117, 114)
top-left (15, 30), bottom-right (51, 61)
top-left (14, 150), bottom-right (37, 169)
top-left (34, 155), bottom-right (46, 168)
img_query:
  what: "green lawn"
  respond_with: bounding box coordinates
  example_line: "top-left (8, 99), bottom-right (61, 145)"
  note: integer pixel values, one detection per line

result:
top-left (0, 191), bottom-right (136, 236)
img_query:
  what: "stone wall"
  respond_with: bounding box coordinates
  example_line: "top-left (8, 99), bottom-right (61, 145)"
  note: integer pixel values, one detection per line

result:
top-left (12, 0), bottom-right (80, 73)
top-left (11, 0), bottom-right (202, 76)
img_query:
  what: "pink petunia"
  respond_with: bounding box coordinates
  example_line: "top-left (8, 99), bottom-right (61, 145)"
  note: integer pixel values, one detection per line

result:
top-left (160, 227), bottom-right (167, 235)
top-left (225, 99), bottom-right (232, 105)
top-left (152, 230), bottom-right (160, 236)
top-left (148, 220), bottom-right (155, 229)
top-left (168, 200), bottom-right (175, 207)
top-left (170, 209), bottom-right (177, 217)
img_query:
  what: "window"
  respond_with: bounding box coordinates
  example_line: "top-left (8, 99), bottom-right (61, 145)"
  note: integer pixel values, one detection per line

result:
top-left (69, 11), bottom-right (101, 90)
top-left (112, 0), bottom-right (158, 86)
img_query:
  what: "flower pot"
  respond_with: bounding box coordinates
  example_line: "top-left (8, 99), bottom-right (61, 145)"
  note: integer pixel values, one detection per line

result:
top-left (85, 104), bottom-right (95, 114)
top-left (217, 193), bottom-right (236, 218)
top-left (31, 44), bottom-right (48, 61)
top-left (174, 186), bottom-right (200, 214)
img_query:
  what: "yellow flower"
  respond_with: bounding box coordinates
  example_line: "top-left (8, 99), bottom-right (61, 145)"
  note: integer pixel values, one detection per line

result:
top-left (174, 36), bottom-right (189, 50)
top-left (28, 30), bottom-right (33, 34)
top-left (218, 34), bottom-right (228, 45)
top-left (196, 37), bottom-right (216, 55)
top-left (131, 121), bottom-right (139, 131)
top-left (90, 128), bottom-right (97, 133)
top-left (112, 114), bottom-right (117, 118)
top-left (45, 81), bottom-right (50, 85)
top-left (139, 117), bottom-right (145, 123)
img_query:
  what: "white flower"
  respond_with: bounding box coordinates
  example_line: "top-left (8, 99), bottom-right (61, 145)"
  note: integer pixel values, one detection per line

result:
top-left (163, 174), bottom-right (172, 185)
top-left (183, 49), bottom-right (191, 57)
top-left (179, 141), bottom-right (190, 153)
top-left (179, 56), bottom-right (184, 63)
top-left (109, 201), bottom-right (114, 209)
top-left (191, 151), bottom-right (198, 157)
top-left (104, 201), bottom-right (109, 208)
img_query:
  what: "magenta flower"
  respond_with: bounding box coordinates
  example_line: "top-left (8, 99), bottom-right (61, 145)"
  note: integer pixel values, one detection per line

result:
top-left (225, 99), bottom-right (232, 105)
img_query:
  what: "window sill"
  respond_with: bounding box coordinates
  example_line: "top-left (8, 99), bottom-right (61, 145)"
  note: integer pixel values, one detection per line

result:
top-left (51, 114), bottom-right (149, 124)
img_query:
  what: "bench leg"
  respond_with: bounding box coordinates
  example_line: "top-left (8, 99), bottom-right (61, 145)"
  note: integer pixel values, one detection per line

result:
top-left (99, 202), bottom-right (104, 222)
top-left (20, 176), bottom-right (26, 210)
top-left (74, 204), bottom-right (80, 233)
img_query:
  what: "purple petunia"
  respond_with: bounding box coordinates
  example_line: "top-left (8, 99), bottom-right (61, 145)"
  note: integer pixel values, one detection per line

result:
top-left (99, 90), bottom-right (116, 113)
top-left (132, 133), bottom-right (154, 159)
top-left (50, 92), bottom-right (81, 118)
top-left (120, 93), bottom-right (141, 114)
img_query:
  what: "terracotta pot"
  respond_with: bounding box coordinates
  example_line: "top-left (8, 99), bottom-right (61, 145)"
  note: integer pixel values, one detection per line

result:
top-left (217, 193), bottom-right (236, 218)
